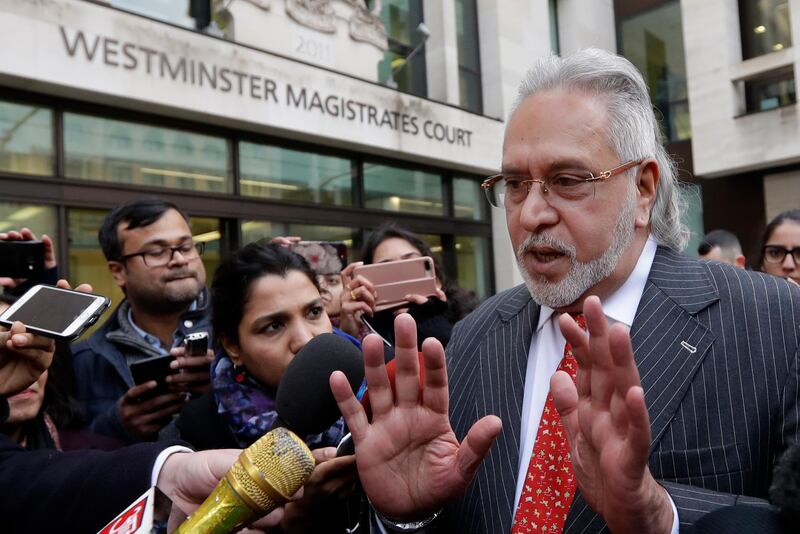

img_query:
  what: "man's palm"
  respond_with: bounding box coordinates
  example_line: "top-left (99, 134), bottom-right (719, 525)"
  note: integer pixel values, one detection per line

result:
top-left (331, 314), bottom-right (501, 520)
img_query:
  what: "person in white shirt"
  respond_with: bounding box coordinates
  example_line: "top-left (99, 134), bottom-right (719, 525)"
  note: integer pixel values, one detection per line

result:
top-left (330, 48), bottom-right (800, 534)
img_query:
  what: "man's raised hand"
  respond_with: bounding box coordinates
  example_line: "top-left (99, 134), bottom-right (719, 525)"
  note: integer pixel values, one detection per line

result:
top-left (329, 313), bottom-right (501, 520)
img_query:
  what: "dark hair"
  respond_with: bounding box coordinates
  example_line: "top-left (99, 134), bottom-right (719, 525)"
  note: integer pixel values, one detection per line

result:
top-left (98, 197), bottom-right (188, 261)
top-left (756, 209), bottom-right (800, 270)
top-left (211, 242), bottom-right (320, 346)
top-left (697, 229), bottom-right (741, 256)
top-left (362, 222), bottom-right (478, 322)
top-left (363, 223), bottom-right (437, 267)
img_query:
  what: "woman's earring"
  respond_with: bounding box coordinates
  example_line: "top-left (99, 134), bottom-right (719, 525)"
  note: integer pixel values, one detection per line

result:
top-left (233, 364), bottom-right (246, 383)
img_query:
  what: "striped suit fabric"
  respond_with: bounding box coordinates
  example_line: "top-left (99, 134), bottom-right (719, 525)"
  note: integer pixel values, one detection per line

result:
top-left (442, 246), bottom-right (800, 533)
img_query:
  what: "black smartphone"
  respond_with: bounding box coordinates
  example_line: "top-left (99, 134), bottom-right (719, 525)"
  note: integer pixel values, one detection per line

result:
top-left (0, 240), bottom-right (45, 278)
top-left (0, 284), bottom-right (110, 341)
top-left (183, 331), bottom-right (209, 356)
top-left (336, 432), bottom-right (355, 457)
top-left (129, 354), bottom-right (177, 401)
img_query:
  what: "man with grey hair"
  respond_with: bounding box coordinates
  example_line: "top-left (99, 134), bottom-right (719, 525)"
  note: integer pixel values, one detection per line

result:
top-left (698, 229), bottom-right (746, 268)
top-left (331, 48), bottom-right (799, 533)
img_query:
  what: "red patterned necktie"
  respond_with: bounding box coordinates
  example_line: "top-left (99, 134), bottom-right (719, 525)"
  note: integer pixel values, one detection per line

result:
top-left (512, 313), bottom-right (586, 534)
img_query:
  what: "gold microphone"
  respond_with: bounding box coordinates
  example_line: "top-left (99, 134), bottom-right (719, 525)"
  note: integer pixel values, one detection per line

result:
top-left (175, 427), bottom-right (315, 534)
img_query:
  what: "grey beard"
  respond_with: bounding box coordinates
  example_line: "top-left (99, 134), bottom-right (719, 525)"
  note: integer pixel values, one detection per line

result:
top-left (516, 192), bottom-right (637, 309)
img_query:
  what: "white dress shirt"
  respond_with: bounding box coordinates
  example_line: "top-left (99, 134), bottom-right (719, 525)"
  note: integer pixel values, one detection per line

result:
top-left (512, 237), bottom-right (679, 532)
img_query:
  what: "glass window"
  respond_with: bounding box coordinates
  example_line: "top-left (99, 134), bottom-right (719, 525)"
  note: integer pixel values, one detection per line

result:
top-left (619, 2), bottom-right (691, 142)
top-left (239, 142), bottom-right (353, 205)
top-left (68, 208), bottom-right (124, 313)
top-left (64, 113), bottom-right (232, 193)
top-left (739, 0), bottom-right (792, 59)
top-left (0, 202), bottom-right (57, 251)
top-left (679, 183), bottom-right (704, 256)
top-left (111, 1), bottom-right (195, 29)
top-left (363, 163), bottom-right (444, 215)
top-left (455, 0), bottom-right (482, 113)
top-left (455, 235), bottom-right (488, 299)
top-left (744, 68), bottom-right (797, 112)
top-left (377, 0), bottom-right (427, 97)
top-left (189, 217), bottom-right (222, 281)
top-left (453, 176), bottom-right (485, 220)
top-left (0, 101), bottom-right (54, 176)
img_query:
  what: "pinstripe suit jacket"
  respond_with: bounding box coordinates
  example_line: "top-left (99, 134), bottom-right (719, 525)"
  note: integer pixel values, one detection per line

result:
top-left (442, 247), bottom-right (800, 533)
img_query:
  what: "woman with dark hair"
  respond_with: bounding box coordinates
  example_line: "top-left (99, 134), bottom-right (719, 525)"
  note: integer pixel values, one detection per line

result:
top-left (757, 209), bottom-right (800, 286)
top-left (340, 223), bottom-right (478, 349)
top-left (171, 243), bottom-right (358, 533)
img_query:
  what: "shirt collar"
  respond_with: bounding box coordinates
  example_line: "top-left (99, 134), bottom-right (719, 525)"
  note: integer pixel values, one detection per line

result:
top-left (127, 306), bottom-right (163, 350)
top-left (536, 236), bottom-right (658, 331)
top-left (126, 297), bottom-right (201, 351)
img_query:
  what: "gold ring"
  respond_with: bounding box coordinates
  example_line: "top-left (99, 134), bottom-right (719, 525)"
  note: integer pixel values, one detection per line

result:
top-left (350, 289), bottom-right (357, 301)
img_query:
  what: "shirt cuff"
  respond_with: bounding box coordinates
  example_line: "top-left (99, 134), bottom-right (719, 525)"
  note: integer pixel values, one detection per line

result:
top-left (667, 491), bottom-right (680, 534)
top-left (150, 445), bottom-right (193, 487)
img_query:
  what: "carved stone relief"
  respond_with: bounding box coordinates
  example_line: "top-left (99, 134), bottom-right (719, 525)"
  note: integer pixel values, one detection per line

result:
top-left (285, 0), bottom-right (337, 33)
top-left (347, 0), bottom-right (387, 51)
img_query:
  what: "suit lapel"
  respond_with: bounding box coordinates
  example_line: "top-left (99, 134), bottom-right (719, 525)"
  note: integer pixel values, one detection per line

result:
top-left (473, 286), bottom-right (539, 531)
top-left (564, 247), bottom-right (718, 533)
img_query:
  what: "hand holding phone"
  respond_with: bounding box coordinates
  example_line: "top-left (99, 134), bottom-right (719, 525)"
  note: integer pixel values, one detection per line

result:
top-left (0, 229), bottom-right (58, 290)
top-left (166, 332), bottom-right (213, 394)
top-left (0, 284), bottom-right (110, 341)
top-left (118, 379), bottom-right (185, 438)
top-left (352, 257), bottom-right (438, 312)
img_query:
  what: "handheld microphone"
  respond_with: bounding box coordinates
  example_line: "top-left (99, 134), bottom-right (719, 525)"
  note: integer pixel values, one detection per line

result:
top-left (174, 427), bottom-right (315, 534)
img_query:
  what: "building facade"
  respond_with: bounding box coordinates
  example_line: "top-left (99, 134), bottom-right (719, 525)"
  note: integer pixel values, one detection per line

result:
top-left (616, 0), bottom-right (799, 263)
top-left (1, 0), bottom-right (793, 307)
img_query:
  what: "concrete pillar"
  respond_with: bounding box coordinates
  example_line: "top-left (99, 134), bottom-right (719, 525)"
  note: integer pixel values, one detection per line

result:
top-left (476, 0), bottom-right (553, 291)
top-left (423, 0), bottom-right (460, 104)
top-left (556, 0), bottom-right (616, 54)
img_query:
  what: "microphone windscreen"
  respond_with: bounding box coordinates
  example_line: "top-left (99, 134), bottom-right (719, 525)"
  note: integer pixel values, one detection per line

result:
top-left (276, 333), bottom-right (364, 436)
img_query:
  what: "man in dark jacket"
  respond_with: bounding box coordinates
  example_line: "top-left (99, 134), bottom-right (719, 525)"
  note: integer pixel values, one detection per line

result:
top-left (73, 198), bottom-right (213, 443)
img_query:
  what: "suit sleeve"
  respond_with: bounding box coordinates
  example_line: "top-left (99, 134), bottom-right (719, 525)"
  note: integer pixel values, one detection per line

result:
top-left (0, 435), bottom-right (175, 533)
top-left (661, 342), bottom-right (800, 531)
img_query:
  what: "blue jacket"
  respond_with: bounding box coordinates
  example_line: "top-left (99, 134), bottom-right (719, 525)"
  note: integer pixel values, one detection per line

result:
top-left (71, 289), bottom-right (212, 443)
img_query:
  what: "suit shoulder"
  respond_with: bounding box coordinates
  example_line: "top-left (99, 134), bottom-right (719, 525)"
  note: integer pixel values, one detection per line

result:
top-left (704, 260), bottom-right (800, 307)
top-left (455, 284), bottom-right (531, 329)
top-left (448, 284), bottom-right (532, 356)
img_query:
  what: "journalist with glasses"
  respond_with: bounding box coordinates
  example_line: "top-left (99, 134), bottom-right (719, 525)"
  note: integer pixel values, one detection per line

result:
top-left (72, 198), bottom-right (215, 445)
top-left (757, 209), bottom-right (800, 286)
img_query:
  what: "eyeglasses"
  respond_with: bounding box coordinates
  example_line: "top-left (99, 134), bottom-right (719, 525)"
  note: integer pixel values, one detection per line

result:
top-left (481, 159), bottom-right (643, 209)
top-left (119, 241), bottom-right (205, 267)
top-left (763, 245), bottom-right (800, 264)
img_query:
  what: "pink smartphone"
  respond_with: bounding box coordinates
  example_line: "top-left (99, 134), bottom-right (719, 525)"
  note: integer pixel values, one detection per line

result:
top-left (353, 256), bottom-right (438, 312)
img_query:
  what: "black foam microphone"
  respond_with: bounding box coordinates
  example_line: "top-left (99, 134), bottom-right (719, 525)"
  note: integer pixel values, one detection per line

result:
top-left (274, 333), bottom-right (365, 435)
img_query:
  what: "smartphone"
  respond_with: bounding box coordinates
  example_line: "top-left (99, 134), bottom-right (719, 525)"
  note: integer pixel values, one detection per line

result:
top-left (0, 240), bottom-right (45, 278)
top-left (0, 284), bottom-right (109, 341)
top-left (352, 256), bottom-right (438, 312)
top-left (129, 354), bottom-right (177, 401)
top-left (290, 241), bottom-right (348, 274)
top-left (336, 432), bottom-right (355, 457)
top-left (183, 331), bottom-right (209, 356)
